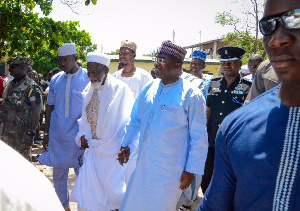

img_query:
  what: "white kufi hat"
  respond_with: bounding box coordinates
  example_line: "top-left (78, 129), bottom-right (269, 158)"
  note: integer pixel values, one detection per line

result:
top-left (87, 52), bottom-right (110, 67)
top-left (58, 43), bottom-right (77, 56)
top-left (240, 64), bottom-right (250, 74)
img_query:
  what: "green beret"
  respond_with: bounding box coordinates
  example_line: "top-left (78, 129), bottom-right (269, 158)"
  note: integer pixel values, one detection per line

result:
top-left (7, 56), bottom-right (33, 66)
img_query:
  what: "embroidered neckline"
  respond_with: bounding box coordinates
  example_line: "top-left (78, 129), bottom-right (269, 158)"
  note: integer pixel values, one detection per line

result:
top-left (273, 107), bottom-right (300, 210)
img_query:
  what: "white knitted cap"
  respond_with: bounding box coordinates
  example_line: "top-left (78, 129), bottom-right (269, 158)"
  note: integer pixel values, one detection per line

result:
top-left (58, 43), bottom-right (77, 56)
top-left (87, 52), bottom-right (110, 67)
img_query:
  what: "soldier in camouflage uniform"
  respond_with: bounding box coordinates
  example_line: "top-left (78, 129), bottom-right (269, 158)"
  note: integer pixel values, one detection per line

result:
top-left (0, 56), bottom-right (42, 161)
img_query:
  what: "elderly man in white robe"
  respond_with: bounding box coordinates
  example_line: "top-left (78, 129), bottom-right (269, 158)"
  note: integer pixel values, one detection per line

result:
top-left (70, 52), bottom-right (134, 211)
top-left (118, 40), bottom-right (208, 211)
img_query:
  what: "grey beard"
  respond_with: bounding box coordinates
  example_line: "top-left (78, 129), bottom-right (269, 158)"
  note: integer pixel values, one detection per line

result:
top-left (91, 81), bottom-right (103, 90)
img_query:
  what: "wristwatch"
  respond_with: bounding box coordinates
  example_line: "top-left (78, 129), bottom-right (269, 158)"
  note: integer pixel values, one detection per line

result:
top-left (27, 129), bottom-right (36, 137)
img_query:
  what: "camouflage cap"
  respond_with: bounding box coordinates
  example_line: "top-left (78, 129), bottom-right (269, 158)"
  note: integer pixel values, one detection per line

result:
top-left (120, 40), bottom-right (137, 53)
top-left (7, 56), bottom-right (33, 66)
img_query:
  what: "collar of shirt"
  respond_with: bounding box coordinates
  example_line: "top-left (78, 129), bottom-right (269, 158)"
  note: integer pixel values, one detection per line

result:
top-left (220, 75), bottom-right (241, 91)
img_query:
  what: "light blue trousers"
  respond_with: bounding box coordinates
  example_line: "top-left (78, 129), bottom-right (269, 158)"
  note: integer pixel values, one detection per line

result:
top-left (53, 166), bottom-right (79, 209)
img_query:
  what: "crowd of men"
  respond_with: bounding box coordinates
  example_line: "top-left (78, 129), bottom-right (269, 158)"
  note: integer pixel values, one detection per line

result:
top-left (0, 0), bottom-right (299, 210)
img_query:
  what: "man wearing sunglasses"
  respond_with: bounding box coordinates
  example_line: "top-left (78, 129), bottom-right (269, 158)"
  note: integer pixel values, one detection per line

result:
top-left (199, 0), bottom-right (300, 210)
top-left (0, 56), bottom-right (42, 161)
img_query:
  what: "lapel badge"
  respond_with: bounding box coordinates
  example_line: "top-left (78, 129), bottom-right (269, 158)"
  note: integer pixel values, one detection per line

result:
top-left (235, 84), bottom-right (243, 91)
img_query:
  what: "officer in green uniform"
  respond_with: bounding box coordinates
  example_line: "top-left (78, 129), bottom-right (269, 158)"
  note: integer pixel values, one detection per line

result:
top-left (0, 56), bottom-right (42, 161)
top-left (201, 47), bottom-right (252, 194)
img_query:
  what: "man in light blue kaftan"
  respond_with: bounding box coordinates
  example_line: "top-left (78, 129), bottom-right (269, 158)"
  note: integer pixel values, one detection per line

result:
top-left (199, 0), bottom-right (300, 210)
top-left (118, 40), bottom-right (208, 211)
top-left (38, 43), bottom-right (90, 210)
top-left (178, 50), bottom-right (213, 211)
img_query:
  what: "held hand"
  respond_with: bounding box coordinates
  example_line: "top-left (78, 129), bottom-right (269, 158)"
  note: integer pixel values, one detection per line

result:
top-left (80, 136), bottom-right (89, 150)
top-left (117, 146), bottom-right (130, 166)
top-left (43, 135), bottom-right (49, 151)
top-left (179, 171), bottom-right (194, 190)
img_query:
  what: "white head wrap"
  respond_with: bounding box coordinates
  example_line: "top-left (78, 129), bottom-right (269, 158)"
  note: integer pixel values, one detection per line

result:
top-left (240, 64), bottom-right (250, 74)
top-left (87, 52), bottom-right (110, 67)
top-left (58, 43), bottom-right (77, 56)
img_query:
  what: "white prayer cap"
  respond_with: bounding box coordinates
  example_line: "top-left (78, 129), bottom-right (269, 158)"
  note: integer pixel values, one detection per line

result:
top-left (240, 64), bottom-right (250, 74)
top-left (87, 52), bottom-right (110, 67)
top-left (58, 43), bottom-right (77, 56)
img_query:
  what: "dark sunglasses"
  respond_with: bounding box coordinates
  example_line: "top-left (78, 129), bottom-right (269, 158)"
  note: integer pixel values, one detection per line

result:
top-left (259, 8), bottom-right (300, 36)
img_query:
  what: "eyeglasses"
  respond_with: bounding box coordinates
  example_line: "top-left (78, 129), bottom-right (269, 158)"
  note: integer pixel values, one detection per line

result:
top-left (248, 65), bottom-right (258, 69)
top-left (259, 8), bottom-right (300, 36)
top-left (154, 57), bottom-right (167, 64)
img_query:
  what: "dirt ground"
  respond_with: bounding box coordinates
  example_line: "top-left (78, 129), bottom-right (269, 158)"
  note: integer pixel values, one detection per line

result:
top-left (33, 142), bottom-right (203, 211)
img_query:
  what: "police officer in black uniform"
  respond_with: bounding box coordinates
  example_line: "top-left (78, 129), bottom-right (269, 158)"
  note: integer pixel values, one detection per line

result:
top-left (201, 46), bottom-right (252, 193)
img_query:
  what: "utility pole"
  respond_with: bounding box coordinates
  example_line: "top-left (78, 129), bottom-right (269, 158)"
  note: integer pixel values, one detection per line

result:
top-left (173, 30), bottom-right (175, 43)
top-left (199, 31), bottom-right (202, 50)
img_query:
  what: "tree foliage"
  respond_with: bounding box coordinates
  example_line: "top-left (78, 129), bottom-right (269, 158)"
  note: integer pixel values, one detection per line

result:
top-left (215, 11), bottom-right (241, 32)
top-left (222, 31), bottom-right (264, 64)
top-left (60, 0), bottom-right (97, 15)
top-left (215, 0), bottom-right (265, 63)
top-left (0, 0), bottom-right (97, 74)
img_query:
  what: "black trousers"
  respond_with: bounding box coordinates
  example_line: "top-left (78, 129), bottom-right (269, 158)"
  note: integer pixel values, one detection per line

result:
top-left (201, 147), bottom-right (215, 194)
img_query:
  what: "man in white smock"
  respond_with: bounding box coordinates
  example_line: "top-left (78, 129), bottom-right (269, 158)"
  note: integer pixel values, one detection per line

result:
top-left (70, 52), bottom-right (134, 211)
top-left (113, 40), bottom-right (152, 99)
top-left (113, 40), bottom-right (152, 185)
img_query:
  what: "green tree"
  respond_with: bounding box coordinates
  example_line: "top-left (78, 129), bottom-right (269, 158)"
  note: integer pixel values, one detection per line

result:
top-left (29, 19), bottom-right (97, 74)
top-left (60, 0), bottom-right (98, 15)
top-left (222, 31), bottom-right (264, 64)
top-left (0, 0), bottom-right (97, 74)
top-left (215, 0), bottom-right (265, 62)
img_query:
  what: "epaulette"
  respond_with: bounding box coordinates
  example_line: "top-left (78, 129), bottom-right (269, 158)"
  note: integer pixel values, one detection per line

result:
top-left (26, 84), bottom-right (42, 105)
top-left (32, 84), bottom-right (43, 93)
